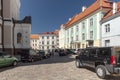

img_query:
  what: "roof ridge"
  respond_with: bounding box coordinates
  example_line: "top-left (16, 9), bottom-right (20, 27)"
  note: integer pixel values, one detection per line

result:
top-left (65, 0), bottom-right (112, 28)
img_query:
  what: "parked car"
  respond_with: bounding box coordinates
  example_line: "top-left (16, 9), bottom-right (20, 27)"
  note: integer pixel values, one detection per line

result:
top-left (75, 47), bottom-right (120, 79)
top-left (66, 49), bottom-right (76, 54)
top-left (0, 51), bottom-right (18, 67)
top-left (21, 49), bottom-right (42, 62)
top-left (37, 50), bottom-right (47, 59)
top-left (44, 50), bottom-right (51, 58)
top-left (58, 49), bottom-right (67, 56)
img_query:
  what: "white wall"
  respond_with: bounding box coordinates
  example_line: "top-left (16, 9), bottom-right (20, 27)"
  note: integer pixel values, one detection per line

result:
top-left (39, 34), bottom-right (58, 50)
top-left (59, 26), bottom-right (65, 48)
top-left (102, 15), bottom-right (120, 46)
top-left (30, 39), bottom-right (40, 50)
top-left (14, 23), bottom-right (31, 49)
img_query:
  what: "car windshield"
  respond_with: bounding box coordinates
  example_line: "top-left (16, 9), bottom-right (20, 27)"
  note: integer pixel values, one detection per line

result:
top-left (38, 50), bottom-right (45, 53)
top-left (29, 50), bottom-right (37, 55)
top-left (0, 52), bottom-right (11, 58)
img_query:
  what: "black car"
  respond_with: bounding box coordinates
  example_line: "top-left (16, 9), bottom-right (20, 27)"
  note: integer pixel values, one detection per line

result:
top-left (21, 49), bottom-right (42, 62)
top-left (75, 47), bottom-right (120, 79)
top-left (66, 49), bottom-right (76, 54)
top-left (37, 50), bottom-right (46, 59)
top-left (58, 49), bottom-right (67, 56)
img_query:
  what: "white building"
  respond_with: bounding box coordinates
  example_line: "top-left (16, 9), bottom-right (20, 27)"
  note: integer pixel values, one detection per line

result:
top-left (0, 0), bottom-right (32, 55)
top-left (59, 24), bottom-right (65, 49)
top-left (101, 2), bottom-right (120, 47)
top-left (39, 31), bottom-right (59, 50)
top-left (30, 34), bottom-right (40, 50)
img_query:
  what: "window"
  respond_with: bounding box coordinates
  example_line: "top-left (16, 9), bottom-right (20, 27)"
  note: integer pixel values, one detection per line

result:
top-left (17, 33), bottom-right (22, 44)
top-left (71, 37), bottom-right (73, 42)
top-left (42, 41), bottom-right (44, 44)
top-left (89, 49), bottom-right (96, 56)
top-left (42, 36), bottom-right (44, 39)
top-left (90, 18), bottom-right (93, 26)
top-left (76, 35), bottom-right (78, 41)
top-left (76, 25), bottom-right (79, 32)
top-left (67, 30), bottom-right (69, 35)
top-left (0, 53), bottom-right (3, 57)
top-left (84, 50), bottom-right (89, 57)
top-left (97, 49), bottom-right (110, 57)
top-left (105, 40), bottom-right (110, 47)
top-left (47, 36), bottom-right (49, 39)
top-left (82, 44), bottom-right (85, 48)
top-left (42, 46), bottom-right (44, 50)
top-left (82, 33), bottom-right (85, 40)
top-left (47, 46), bottom-right (49, 49)
top-left (67, 38), bottom-right (69, 43)
top-left (47, 41), bottom-right (49, 44)
top-left (52, 41), bottom-right (54, 44)
top-left (105, 24), bottom-right (110, 32)
top-left (90, 31), bottom-right (93, 39)
top-left (82, 22), bottom-right (85, 29)
top-left (71, 28), bottom-right (73, 34)
top-left (52, 36), bottom-right (54, 39)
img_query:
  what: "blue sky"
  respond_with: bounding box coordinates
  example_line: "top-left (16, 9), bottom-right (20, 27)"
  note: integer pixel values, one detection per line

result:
top-left (20, 0), bottom-right (119, 34)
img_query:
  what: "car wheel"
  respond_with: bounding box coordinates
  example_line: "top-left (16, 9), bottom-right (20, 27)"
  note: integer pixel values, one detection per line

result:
top-left (13, 61), bottom-right (17, 66)
top-left (96, 65), bottom-right (107, 79)
top-left (75, 59), bottom-right (83, 68)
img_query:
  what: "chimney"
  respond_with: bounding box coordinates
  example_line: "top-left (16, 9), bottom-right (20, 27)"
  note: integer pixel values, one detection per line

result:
top-left (113, 2), bottom-right (117, 14)
top-left (82, 6), bottom-right (86, 12)
top-left (69, 18), bottom-right (71, 21)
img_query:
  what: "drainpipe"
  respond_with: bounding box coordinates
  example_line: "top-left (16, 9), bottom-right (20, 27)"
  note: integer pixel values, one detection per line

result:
top-left (1, 0), bottom-right (4, 51)
top-left (12, 18), bottom-right (15, 55)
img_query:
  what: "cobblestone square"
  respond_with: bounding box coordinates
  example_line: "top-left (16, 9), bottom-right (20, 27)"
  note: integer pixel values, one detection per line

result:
top-left (0, 54), bottom-right (120, 80)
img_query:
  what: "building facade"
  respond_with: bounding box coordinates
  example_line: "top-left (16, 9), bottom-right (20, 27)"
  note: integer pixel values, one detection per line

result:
top-left (0, 0), bottom-right (32, 55)
top-left (39, 31), bottom-right (59, 50)
top-left (101, 2), bottom-right (120, 47)
top-left (63, 0), bottom-right (112, 49)
top-left (30, 34), bottom-right (40, 50)
top-left (59, 24), bottom-right (65, 49)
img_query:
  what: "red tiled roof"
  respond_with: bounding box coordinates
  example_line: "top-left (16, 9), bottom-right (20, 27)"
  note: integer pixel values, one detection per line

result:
top-left (39, 30), bottom-right (59, 35)
top-left (102, 2), bottom-right (120, 20)
top-left (40, 32), bottom-right (54, 35)
top-left (64, 0), bottom-right (112, 29)
top-left (30, 34), bottom-right (39, 39)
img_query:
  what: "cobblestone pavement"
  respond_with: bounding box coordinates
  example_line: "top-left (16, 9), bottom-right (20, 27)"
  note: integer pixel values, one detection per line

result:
top-left (0, 54), bottom-right (120, 80)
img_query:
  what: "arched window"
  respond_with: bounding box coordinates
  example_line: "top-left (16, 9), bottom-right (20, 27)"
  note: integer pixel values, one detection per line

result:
top-left (17, 33), bottom-right (22, 44)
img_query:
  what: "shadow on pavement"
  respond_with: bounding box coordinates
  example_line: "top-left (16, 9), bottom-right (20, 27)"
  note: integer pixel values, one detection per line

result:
top-left (0, 66), bottom-right (15, 72)
top-left (19, 54), bottom-right (75, 66)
